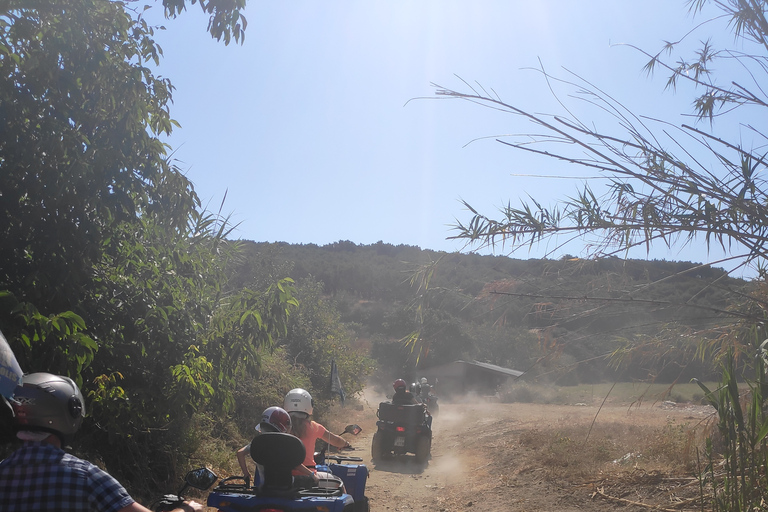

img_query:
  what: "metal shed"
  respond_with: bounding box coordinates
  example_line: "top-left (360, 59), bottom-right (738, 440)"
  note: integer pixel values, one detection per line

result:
top-left (417, 360), bottom-right (524, 399)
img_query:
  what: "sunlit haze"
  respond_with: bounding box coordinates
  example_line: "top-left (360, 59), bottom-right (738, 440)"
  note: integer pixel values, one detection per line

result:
top-left (144, 1), bottom-right (754, 276)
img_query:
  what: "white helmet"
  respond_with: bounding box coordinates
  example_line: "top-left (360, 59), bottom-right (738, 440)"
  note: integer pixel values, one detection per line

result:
top-left (420, 377), bottom-right (428, 385)
top-left (283, 388), bottom-right (313, 415)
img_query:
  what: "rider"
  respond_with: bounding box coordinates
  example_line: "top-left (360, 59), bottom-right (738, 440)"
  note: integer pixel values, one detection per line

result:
top-left (391, 378), bottom-right (432, 428)
top-left (283, 388), bottom-right (350, 489)
top-left (0, 372), bottom-right (203, 512)
top-left (236, 406), bottom-right (317, 488)
top-left (419, 377), bottom-right (431, 399)
top-left (391, 379), bottom-right (418, 405)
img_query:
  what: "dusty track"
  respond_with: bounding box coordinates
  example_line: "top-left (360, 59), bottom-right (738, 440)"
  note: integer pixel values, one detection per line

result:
top-left (344, 398), bottom-right (714, 511)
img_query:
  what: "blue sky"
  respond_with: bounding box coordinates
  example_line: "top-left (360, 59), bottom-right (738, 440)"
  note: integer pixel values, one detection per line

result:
top-left (143, 1), bottom-right (754, 275)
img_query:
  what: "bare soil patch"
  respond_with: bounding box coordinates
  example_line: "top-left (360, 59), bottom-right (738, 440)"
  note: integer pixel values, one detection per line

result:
top-left (336, 397), bottom-right (714, 512)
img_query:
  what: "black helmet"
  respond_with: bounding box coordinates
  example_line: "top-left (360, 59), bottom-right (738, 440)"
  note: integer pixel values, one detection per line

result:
top-left (12, 373), bottom-right (85, 443)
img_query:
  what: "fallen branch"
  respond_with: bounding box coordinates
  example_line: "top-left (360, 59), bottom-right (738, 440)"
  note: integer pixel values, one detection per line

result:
top-left (591, 487), bottom-right (700, 511)
top-left (669, 496), bottom-right (705, 508)
top-left (575, 476), bottom-right (698, 488)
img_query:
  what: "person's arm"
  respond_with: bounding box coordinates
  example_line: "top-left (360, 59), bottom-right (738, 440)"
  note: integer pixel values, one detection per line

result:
top-left (324, 431), bottom-right (351, 449)
top-left (119, 500), bottom-right (204, 512)
top-left (86, 455), bottom-right (204, 512)
top-left (236, 445), bottom-right (252, 482)
top-left (292, 464), bottom-right (319, 486)
top-left (295, 464), bottom-right (316, 477)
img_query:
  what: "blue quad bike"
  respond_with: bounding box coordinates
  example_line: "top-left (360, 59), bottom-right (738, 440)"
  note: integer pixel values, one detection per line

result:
top-left (160, 427), bottom-right (370, 512)
top-left (313, 424), bottom-right (370, 512)
top-left (371, 401), bottom-right (432, 464)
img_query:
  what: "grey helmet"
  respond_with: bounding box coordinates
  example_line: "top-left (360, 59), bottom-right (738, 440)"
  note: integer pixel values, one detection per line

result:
top-left (12, 373), bottom-right (85, 443)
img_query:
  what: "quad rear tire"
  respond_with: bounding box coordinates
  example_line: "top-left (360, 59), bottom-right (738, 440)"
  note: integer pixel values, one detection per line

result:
top-left (414, 434), bottom-right (431, 464)
top-left (371, 432), bottom-right (385, 461)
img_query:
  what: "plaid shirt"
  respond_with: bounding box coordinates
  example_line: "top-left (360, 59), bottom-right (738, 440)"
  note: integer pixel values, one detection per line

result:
top-left (0, 442), bottom-right (135, 512)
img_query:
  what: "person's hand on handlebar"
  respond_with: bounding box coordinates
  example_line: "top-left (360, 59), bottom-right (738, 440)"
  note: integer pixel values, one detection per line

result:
top-left (151, 498), bottom-right (204, 512)
top-left (174, 501), bottom-right (204, 512)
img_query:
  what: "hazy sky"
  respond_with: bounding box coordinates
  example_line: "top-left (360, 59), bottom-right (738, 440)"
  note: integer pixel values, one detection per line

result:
top-left (143, 1), bottom-right (752, 274)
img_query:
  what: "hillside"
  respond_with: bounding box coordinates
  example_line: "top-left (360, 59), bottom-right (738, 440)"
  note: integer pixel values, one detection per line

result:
top-left (236, 241), bottom-right (749, 385)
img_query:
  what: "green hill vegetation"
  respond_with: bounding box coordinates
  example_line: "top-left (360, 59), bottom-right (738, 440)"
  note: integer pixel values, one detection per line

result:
top-left (237, 240), bottom-right (748, 387)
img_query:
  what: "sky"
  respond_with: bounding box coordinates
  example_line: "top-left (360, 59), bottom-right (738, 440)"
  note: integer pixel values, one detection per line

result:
top-left (141, 1), bottom-right (757, 276)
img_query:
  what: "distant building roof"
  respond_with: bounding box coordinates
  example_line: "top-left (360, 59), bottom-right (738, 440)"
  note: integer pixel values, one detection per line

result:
top-left (420, 360), bottom-right (524, 379)
top-left (461, 360), bottom-right (524, 378)
top-left (417, 360), bottom-right (524, 397)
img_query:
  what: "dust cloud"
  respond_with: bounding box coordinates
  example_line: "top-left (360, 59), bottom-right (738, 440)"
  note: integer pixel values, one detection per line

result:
top-left (361, 381), bottom-right (390, 409)
top-left (429, 452), bottom-right (464, 486)
top-left (362, 381), bottom-right (389, 400)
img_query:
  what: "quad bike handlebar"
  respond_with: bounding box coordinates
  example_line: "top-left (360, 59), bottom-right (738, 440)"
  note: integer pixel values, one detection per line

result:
top-left (324, 453), bottom-right (364, 463)
top-left (314, 424), bottom-right (362, 464)
top-left (216, 475), bottom-right (252, 491)
top-left (151, 468), bottom-right (217, 511)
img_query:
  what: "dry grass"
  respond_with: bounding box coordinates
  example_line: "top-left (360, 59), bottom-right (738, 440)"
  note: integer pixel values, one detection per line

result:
top-left (495, 383), bottom-right (713, 487)
top-left (428, 398), bottom-right (714, 512)
top-left (510, 418), bottom-right (702, 481)
top-left (500, 381), bottom-right (717, 406)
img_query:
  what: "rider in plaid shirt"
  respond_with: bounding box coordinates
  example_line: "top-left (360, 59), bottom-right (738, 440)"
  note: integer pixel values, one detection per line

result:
top-left (0, 440), bottom-right (134, 511)
top-left (0, 372), bottom-right (203, 512)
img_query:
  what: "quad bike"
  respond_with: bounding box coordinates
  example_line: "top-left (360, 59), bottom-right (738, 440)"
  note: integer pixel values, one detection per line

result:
top-left (313, 424), bottom-right (370, 512)
top-left (426, 394), bottom-right (439, 416)
top-left (371, 401), bottom-right (432, 464)
top-left (206, 431), bottom-right (359, 512)
top-left (412, 383), bottom-right (439, 418)
top-left (418, 392), bottom-right (439, 417)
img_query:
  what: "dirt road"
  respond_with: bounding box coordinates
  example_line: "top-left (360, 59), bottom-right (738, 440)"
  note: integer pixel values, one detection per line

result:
top-left (345, 397), bottom-right (713, 511)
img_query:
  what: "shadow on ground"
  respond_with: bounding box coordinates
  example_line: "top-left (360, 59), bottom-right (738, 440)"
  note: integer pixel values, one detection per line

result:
top-left (371, 457), bottom-right (427, 475)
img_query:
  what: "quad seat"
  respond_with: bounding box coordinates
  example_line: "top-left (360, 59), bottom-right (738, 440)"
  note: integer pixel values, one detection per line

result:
top-left (249, 432), bottom-right (344, 498)
top-left (377, 402), bottom-right (428, 426)
top-left (250, 432), bottom-right (306, 493)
